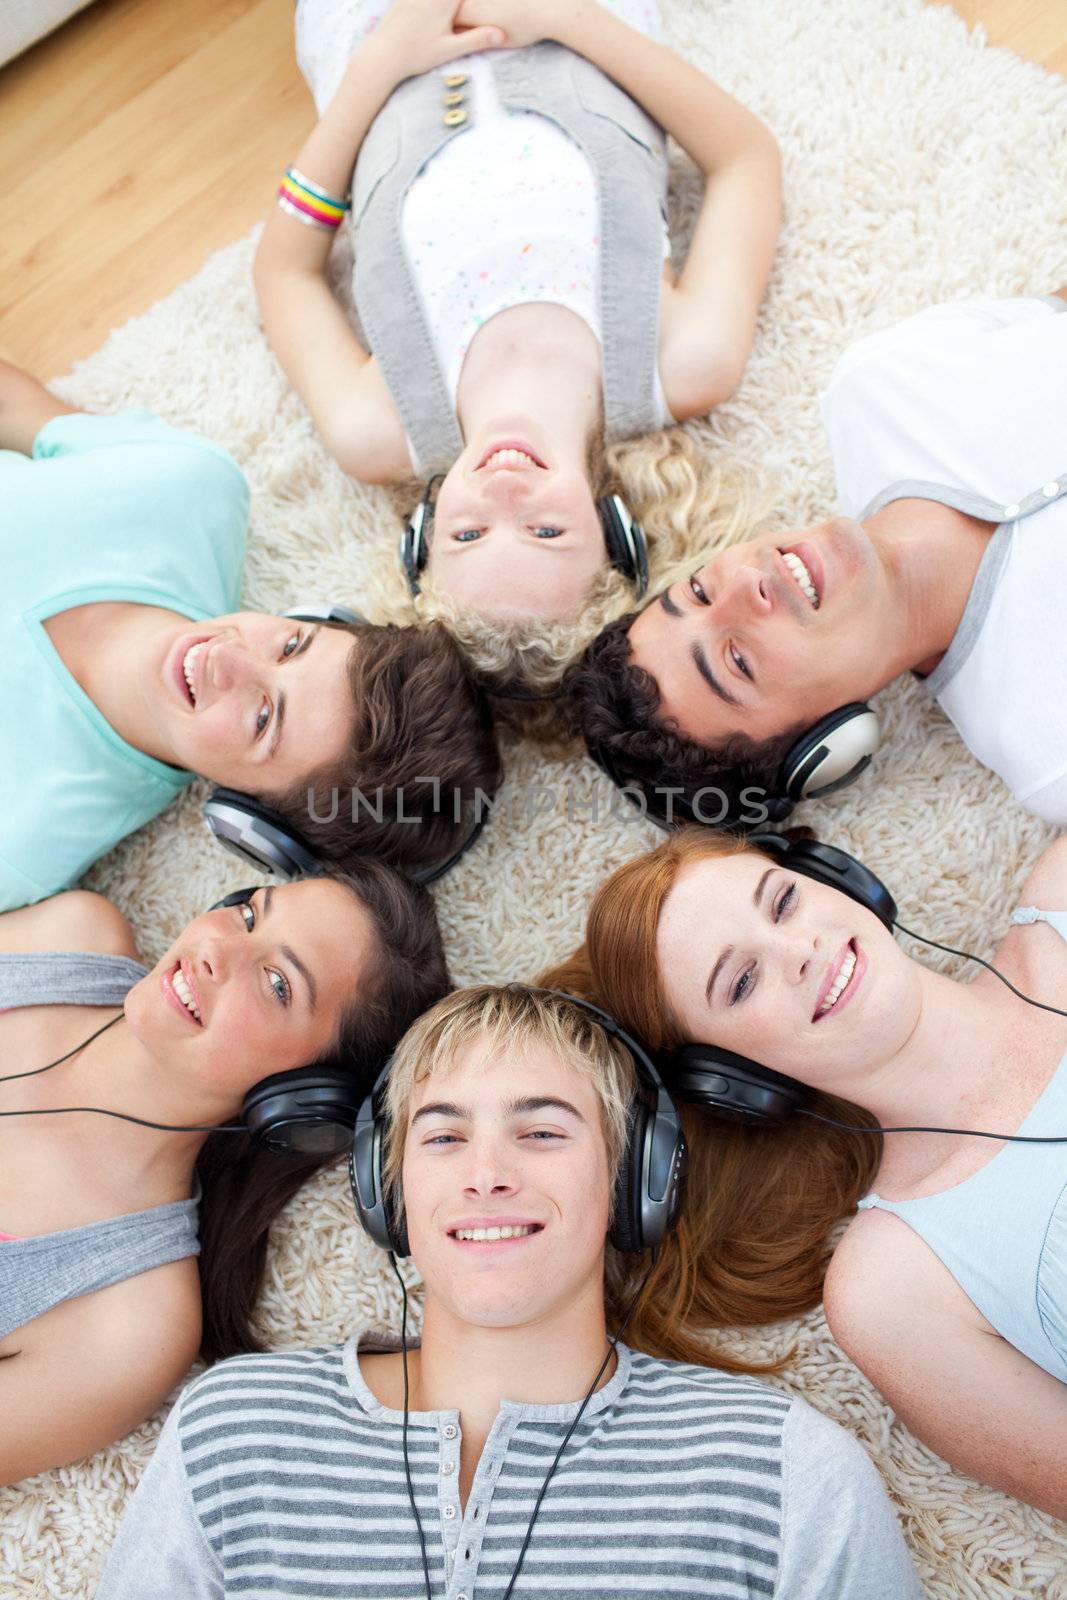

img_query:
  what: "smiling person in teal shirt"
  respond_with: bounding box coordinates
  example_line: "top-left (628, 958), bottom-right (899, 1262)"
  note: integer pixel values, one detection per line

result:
top-left (0, 362), bottom-right (501, 910)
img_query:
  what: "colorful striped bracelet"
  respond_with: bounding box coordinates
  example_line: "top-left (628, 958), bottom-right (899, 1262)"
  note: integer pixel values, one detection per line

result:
top-left (277, 166), bottom-right (350, 231)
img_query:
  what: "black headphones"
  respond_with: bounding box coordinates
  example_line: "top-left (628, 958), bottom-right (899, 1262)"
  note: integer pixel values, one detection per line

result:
top-left (589, 701), bottom-right (881, 830)
top-left (401, 476), bottom-right (649, 599)
top-left (667, 834), bottom-right (896, 1124)
top-left (208, 886), bottom-right (370, 1155)
top-left (349, 990), bottom-right (687, 1258)
top-left (202, 604), bottom-right (484, 887)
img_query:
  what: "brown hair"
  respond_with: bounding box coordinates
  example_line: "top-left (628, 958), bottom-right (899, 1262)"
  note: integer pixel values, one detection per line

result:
top-left (195, 861), bottom-right (451, 1363)
top-left (266, 622), bottom-right (501, 877)
top-left (538, 828), bottom-right (880, 1372)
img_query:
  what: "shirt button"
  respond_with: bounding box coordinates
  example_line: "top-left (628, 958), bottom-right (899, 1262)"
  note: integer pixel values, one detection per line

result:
top-left (1042, 482), bottom-right (1059, 497)
top-left (1003, 504), bottom-right (1020, 519)
top-left (443, 1504), bottom-right (456, 1520)
top-left (443, 108), bottom-right (468, 127)
top-left (443, 1424), bottom-right (457, 1440)
top-left (442, 1460), bottom-right (455, 1475)
top-left (443, 72), bottom-right (468, 87)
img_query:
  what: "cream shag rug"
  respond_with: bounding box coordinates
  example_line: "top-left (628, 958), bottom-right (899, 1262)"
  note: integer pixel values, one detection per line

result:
top-left (5, 1), bottom-right (1067, 1594)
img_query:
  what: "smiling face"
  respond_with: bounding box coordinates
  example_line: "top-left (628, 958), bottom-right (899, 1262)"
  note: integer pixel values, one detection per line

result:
top-left (123, 879), bottom-right (376, 1110)
top-left (426, 435), bottom-right (607, 621)
top-left (656, 851), bottom-right (918, 1096)
top-left (139, 612), bottom-right (356, 791)
top-left (626, 518), bottom-right (894, 746)
top-left (401, 1038), bottom-right (613, 1329)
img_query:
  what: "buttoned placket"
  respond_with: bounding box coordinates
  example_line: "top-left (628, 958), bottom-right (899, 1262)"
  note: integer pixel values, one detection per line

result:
top-left (438, 1409), bottom-right (520, 1600)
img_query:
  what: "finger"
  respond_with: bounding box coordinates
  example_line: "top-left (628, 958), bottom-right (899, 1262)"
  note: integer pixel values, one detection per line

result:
top-left (441, 24), bottom-right (505, 58)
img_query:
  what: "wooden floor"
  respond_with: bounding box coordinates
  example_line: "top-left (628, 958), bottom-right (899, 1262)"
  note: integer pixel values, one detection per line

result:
top-left (1, 0), bottom-right (1065, 379)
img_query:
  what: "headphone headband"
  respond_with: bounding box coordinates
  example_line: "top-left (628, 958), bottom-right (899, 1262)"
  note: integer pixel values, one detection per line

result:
top-left (349, 988), bottom-right (687, 1259)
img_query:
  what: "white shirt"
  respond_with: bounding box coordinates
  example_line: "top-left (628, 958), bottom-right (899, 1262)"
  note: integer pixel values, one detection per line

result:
top-left (821, 296), bottom-right (1067, 824)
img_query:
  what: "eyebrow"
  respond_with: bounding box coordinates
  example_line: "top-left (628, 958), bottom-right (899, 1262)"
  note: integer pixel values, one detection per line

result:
top-left (705, 870), bottom-right (777, 1006)
top-left (691, 642), bottom-right (741, 708)
top-left (260, 886), bottom-right (318, 1010)
top-left (268, 626), bottom-right (319, 759)
top-left (410, 1094), bottom-right (587, 1126)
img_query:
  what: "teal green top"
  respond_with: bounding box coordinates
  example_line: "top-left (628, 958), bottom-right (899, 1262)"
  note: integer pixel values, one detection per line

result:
top-left (1, 409), bottom-right (249, 911)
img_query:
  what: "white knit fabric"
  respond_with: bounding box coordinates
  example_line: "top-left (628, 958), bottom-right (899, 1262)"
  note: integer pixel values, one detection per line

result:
top-left (4, 3), bottom-right (1067, 1597)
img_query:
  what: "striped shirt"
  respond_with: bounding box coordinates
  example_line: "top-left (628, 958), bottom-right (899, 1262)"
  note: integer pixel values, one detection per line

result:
top-left (96, 1328), bottom-right (921, 1600)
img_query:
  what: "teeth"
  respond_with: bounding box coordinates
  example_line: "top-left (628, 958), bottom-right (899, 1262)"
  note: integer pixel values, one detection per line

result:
top-left (781, 551), bottom-right (819, 609)
top-left (819, 949), bottom-right (856, 1015)
top-left (483, 448), bottom-right (539, 469)
top-left (454, 1224), bottom-right (537, 1242)
top-left (172, 967), bottom-right (202, 1022)
top-left (182, 641), bottom-right (207, 702)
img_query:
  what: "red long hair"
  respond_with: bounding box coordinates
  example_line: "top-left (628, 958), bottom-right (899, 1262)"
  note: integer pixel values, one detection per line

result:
top-left (539, 829), bottom-right (880, 1371)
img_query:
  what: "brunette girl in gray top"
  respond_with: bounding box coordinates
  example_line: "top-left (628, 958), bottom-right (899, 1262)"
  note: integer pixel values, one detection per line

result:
top-left (0, 865), bottom-right (449, 1486)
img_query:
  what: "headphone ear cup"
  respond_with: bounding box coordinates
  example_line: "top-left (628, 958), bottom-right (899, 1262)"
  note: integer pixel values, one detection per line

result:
top-left (598, 494), bottom-right (649, 597)
top-left (781, 704), bottom-right (881, 802)
top-left (401, 479), bottom-right (441, 596)
top-left (609, 1098), bottom-right (647, 1254)
top-left (668, 1045), bottom-right (806, 1125)
top-left (241, 1067), bottom-right (363, 1155)
top-left (283, 603), bottom-right (365, 626)
top-left (350, 1075), bottom-right (409, 1256)
top-left (204, 788), bottom-right (320, 879)
top-left (782, 838), bottom-right (898, 928)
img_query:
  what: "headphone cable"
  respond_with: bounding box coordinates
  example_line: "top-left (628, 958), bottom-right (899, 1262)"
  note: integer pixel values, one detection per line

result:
top-left (0, 1010), bottom-right (244, 1131)
top-left (894, 919), bottom-right (1067, 1020)
top-left (796, 1107), bottom-right (1067, 1143)
top-left (390, 1252), bottom-right (657, 1600)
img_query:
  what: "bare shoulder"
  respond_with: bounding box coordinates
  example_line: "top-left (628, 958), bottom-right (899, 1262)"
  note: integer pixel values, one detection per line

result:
top-left (985, 836), bottom-right (1067, 992)
top-left (0, 1259), bottom-right (201, 1484)
top-left (0, 891), bottom-right (139, 959)
top-left (824, 1208), bottom-right (977, 1361)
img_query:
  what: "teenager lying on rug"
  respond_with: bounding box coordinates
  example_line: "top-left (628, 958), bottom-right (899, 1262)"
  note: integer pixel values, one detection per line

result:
top-left (97, 984), bottom-right (920, 1599)
top-left (541, 828), bottom-right (1067, 1516)
top-left (0, 866), bottom-right (449, 1487)
top-left (254, 0), bottom-right (780, 660)
top-left (0, 360), bottom-right (501, 912)
top-left (571, 290), bottom-right (1067, 829)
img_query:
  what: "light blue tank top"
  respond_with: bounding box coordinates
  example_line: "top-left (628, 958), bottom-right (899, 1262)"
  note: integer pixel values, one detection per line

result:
top-left (858, 907), bottom-right (1067, 1382)
top-left (0, 951), bottom-right (200, 1341)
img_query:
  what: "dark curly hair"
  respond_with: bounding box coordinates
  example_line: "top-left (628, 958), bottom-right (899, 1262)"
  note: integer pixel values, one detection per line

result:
top-left (568, 615), bottom-right (805, 829)
top-left (266, 621), bottom-right (502, 877)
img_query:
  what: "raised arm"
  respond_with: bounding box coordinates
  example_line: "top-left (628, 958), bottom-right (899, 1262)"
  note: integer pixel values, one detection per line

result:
top-left (0, 360), bottom-right (77, 456)
top-left (825, 1210), bottom-right (1067, 1517)
top-left (458, 0), bottom-right (782, 418)
top-left (253, 1), bottom-right (503, 482)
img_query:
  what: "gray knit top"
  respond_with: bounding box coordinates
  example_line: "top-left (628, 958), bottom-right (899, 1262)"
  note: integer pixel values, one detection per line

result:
top-left (0, 951), bottom-right (200, 1342)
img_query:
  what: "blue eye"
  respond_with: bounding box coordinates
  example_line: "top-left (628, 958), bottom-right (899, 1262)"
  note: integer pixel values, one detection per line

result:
top-left (281, 632), bottom-right (301, 658)
top-left (534, 527), bottom-right (562, 539)
top-left (255, 702), bottom-right (271, 737)
top-left (268, 969), bottom-right (291, 1007)
top-left (240, 901), bottom-right (255, 931)
top-left (454, 529), bottom-right (482, 543)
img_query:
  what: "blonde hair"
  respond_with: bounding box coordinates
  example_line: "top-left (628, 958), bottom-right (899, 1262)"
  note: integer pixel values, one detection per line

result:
top-left (381, 984), bottom-right (635, 1213)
